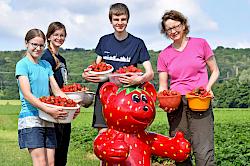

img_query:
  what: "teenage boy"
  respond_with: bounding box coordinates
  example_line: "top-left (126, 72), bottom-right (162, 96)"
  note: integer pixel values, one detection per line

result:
top-left (82, 3), bottom-right (154, 132)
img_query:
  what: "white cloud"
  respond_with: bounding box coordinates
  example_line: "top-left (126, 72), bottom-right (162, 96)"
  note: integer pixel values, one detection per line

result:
top-left (0, 0), bottom-right (11, 13)
top-left (235, 41), bottom-right (250, 48)
top-left (211, 38), bottom-right (250, 49)
top-left (0, 0), bottom-right (248, 51)
top-left (124, 0), bottom-right (219, 50)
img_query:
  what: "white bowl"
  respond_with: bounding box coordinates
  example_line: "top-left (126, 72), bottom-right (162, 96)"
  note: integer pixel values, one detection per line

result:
top-left (64, 91), bottom-right (95, 107)
top-left (38, 103), bottom-right (80, 123)
top-left (108, 72), bottom-right (143, 87)
top-left (88, 65), bottom-right (114, 82)
top-left (64, 91), bottom-right (85, 103)
top-left (88, 64), bottom-right (114, 75)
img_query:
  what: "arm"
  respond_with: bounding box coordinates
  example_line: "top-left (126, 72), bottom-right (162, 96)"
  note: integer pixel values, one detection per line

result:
top-left (96, 55), bottom-right (103, 64)
top-left (94, 129), bottom-right (129, 163)
top-left (149, 132), bottom-right (191, 162)
top-left (141, 60), bottom-right (154, 82)
top-left (158, 72), bottom-right (176, 112)
top-left (18, 76), bottom-right (67, 119)
top-left (158, 71), bottom-right (168, 92)
top-left (119, 60), bottom-right (154, 85)
top-left (49, 76), bottom-right (68, 98)
top-left (206, 56), bottom-right (220, 97)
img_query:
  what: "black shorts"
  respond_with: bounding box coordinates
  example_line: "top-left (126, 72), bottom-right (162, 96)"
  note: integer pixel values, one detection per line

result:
top-left (92, 82), bottom-right (107, 128)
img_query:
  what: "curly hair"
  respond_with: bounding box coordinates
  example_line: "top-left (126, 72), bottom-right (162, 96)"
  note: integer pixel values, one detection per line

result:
top-left (160, 10), bottom-right (190, 37)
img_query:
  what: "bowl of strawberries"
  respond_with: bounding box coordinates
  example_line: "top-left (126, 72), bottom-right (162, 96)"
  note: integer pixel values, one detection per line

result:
top-left (87, 62), bottom-right (114, 82)
top-left (108, 65), bottom-right (143, 87)
top-left (157, 90), bottom-right (181, 111)
top-left (61, 83), bottom-right (94, 108)
top-left (38, 96), bottom-right (80, 123)
top-left (186, 87), bottom-right (212, 111)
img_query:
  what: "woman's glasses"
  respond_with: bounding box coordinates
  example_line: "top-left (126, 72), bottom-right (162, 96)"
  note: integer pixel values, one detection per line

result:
top-left (29, 42), bottom-right (46, 49)
top-left (166, 23), bottom-right (182, 34)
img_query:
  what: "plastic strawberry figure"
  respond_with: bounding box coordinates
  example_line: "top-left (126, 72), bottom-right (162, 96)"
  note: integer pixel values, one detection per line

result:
top-left (94, 82), bottom-right (191, 165)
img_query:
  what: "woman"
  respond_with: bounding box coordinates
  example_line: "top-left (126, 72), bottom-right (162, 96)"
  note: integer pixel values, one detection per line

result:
top-left (15, 28), bottom-right (68, 166)
top-left (157, 10), bottom-right (219, 165)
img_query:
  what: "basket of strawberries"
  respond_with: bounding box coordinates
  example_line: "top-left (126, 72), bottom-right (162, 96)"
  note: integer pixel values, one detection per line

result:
top-left (186, 87), bottom-right (212, 111)
top-left (61, 83), bottom-right (94, 108)
top-left (87, 62), bottom-right (114, 82)
top-left (157, 90), bottom-right (181, 111)
top-left (38, 96), bottom-right (80, 123)
top-left (108, 65), bottom-right (143, 87)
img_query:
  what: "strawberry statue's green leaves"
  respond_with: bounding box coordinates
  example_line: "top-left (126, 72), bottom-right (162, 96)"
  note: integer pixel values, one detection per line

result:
top-left (117, 85), bottom-right (142, 95)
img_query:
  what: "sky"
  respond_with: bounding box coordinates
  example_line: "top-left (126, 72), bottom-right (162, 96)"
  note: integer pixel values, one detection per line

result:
top-left (0, 0), bottom-right (250, 51)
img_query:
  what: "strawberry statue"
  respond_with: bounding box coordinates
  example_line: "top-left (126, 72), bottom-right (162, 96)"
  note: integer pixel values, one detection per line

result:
top-left (94, 82), bottom-right (191, 166)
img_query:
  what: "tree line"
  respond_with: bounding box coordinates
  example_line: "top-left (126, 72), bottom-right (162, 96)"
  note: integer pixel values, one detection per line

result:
top-left (0, 46), bottom-right (249, 108)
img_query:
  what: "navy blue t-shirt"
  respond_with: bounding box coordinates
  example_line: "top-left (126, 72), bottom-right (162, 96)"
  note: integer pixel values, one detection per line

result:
top-left (41, 49), bottom-right (67, 88)
top-left (95, 33), bottom-right (150, 70)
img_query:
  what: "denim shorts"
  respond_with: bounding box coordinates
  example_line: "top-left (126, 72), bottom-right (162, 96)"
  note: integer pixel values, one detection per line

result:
top-left (18, 127), bottom-right (57, 149)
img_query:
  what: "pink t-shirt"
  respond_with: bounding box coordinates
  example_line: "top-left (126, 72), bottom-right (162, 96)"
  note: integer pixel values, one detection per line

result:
top-left (157, 37), bottom-right (214, 95)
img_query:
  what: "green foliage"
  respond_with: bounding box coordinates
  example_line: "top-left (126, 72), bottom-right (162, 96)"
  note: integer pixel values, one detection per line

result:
top-left (213, 78), bottom-right (250, 108)
top-left (214, 47), bottom-right (250, 79)
top-left (0, 105), bottom-right (250, 165)
top-left (215, 123), bottom-right (250, 165)
top-left (239, 68), bottom-right (250, 83)
top-left (70, 127), bottom-right (98, 152)
top-left (0, 47), bottom-right (249, 108)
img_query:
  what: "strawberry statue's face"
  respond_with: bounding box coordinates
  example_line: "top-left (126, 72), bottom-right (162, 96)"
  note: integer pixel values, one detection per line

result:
top-left (100, 82), bottom-right (157, 133)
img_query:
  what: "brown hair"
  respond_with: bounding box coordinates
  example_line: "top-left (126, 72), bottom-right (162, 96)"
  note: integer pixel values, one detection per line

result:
top-left (161, 10), bottom-right (190, 37)
top-left (25, 29), bottom-right (45, 43)
top-left (109, 3), bottom-right (130, 22)
top-left (46, 22), bottom-right (67, 70)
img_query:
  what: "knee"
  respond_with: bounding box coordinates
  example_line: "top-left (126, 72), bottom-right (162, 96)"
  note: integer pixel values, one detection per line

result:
top-left (48, 160), bottom-right (55, 166)
top-left (193, 147), bottom-right (215, 165)
top-left (33, 159), bottom-right (47, 166)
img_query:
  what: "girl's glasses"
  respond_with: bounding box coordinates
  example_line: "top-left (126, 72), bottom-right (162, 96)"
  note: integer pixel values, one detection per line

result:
top-left (29, 42), bottom-right (46, 49)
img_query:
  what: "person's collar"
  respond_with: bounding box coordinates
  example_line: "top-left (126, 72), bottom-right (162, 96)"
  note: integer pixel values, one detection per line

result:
top-left (114, 31), bottom-right (128, 41)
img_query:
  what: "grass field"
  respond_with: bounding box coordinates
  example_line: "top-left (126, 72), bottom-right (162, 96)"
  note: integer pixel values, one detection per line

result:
top-left (0, 101), bottom-right (249, 165)
top-left (0, 104), bottom-right (100, 166)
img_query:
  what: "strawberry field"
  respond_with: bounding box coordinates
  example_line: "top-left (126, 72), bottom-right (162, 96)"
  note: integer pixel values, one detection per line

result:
top-left (0, 104), bottom-right (249, 166)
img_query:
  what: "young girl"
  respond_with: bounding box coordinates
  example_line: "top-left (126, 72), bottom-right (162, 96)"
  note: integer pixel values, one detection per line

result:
top-left (41, 22), bottom-right (74, 166)
top-left (15, 28), bottom-right (68, 166)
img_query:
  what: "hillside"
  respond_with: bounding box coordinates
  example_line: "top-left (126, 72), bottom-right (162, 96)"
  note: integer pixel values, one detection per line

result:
top-left (0, 47), bottom-right (249, 107)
